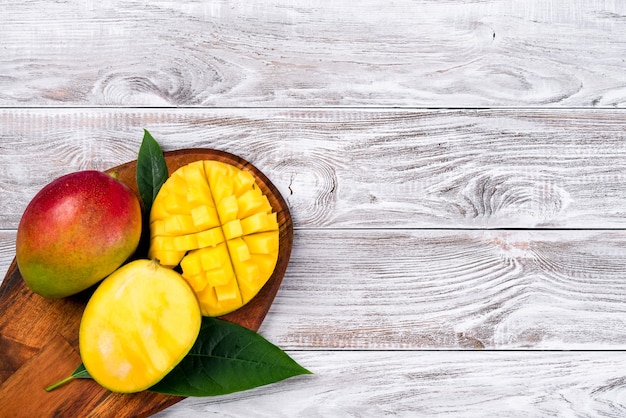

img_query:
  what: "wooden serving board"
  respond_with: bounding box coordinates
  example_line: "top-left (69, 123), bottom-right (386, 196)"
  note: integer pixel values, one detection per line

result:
top-left (0, 149), bottom-right (293, 418)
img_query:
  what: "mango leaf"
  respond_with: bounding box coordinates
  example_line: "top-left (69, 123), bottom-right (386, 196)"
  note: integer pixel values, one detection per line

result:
top-left (136, 129), bottom-right (168, 214)
top-left (150, 317), bottom-right (312, 397)
top-left (45, 363), bottom-right (91, 392)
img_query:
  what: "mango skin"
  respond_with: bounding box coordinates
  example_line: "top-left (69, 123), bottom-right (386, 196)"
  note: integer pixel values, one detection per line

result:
top-left (16, 170), bottom-right (142, 298)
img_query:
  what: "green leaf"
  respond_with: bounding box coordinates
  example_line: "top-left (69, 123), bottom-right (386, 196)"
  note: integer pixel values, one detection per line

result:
top-left (136, 129), bottom-right (168, 214)
top-left (150, 317), bottom-right (312, 397)
top-left (70, 363), bottom-right (92, 379)
top-left (45, 363), bottom-right (92, 392)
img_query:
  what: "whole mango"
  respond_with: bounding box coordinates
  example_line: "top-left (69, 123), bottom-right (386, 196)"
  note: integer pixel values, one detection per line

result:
top-left (16, 170), bottom-right (142, 298)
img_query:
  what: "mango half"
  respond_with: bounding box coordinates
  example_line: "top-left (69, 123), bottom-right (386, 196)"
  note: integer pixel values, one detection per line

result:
top-left (148, 160), bottom-right (279, 317)
top-left (79, 259), bottom-right (201, 393)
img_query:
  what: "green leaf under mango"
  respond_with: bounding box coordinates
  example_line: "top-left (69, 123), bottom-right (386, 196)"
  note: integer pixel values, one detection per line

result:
top-left (136, 129), bottom-right (168, 214)
top-left (149, 317), bottom-right (311, 397)
top-left (46, 319), bottom-right (310, 396)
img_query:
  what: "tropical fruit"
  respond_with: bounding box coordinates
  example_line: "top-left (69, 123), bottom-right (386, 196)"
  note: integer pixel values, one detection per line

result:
top-left (148, 160), bottom-right (279, 316)
top-left (79, 259), bottom-right (201, 393)
top-left (16, 170), bottom-right (142, 298)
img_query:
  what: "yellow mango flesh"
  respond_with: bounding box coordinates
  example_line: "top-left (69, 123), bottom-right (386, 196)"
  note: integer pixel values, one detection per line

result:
top-left (149, 160), bottom-right (279, 316)
top-left (79, 259), bottom-right (201, 393)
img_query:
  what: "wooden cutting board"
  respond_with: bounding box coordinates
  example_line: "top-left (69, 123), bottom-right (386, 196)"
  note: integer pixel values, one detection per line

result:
top-left (0, 149), bottom-right (293, 418)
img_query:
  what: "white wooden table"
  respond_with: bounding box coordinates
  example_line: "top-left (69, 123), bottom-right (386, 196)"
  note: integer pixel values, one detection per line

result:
top-left (2, 1), bottom-right (626, 416)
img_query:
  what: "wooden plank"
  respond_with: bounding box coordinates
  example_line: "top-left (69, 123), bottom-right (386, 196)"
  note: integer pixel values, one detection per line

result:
top-left (152, 350), bottom-right (626, 417)
top-left (258, 229), bottom-right (626, 350)
top-left (1, 0), bottom-right (626, 107)
top-left (3, 229), bottom-right (626, 350)
top-left (2, 109), bottom-right (626, 229)
top-left (0, 232), bottom-right (15, 281)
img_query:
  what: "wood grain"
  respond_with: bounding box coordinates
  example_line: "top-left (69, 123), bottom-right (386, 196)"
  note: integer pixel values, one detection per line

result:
top-left (2, 0), bottom-right (626, 107)
top-left (2, 109), bottom-right (626, 229)
top-left (153, 351), bottom-right (626, 418)
top-left (259, 229), bottom-right (626, 350)
top-left (0, 232), bottom-right (15, 282)
top-left (3, 229), bottom-right (626, 350)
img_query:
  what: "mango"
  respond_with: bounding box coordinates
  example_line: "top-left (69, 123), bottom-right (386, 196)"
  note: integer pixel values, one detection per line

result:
top-left (16, 170), bottom-right (142, 298)
top-left (149, 160), bottom-right (279, 317)
top-left (79, 259), bottom-right (201, 393)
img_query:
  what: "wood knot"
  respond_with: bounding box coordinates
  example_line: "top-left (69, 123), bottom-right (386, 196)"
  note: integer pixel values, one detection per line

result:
top-left (275, 157), bottom-right (338, 226)
top-left (460, 173), bottom-right (571, 226)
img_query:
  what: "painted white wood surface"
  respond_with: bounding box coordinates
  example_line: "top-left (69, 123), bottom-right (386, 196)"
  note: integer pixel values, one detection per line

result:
top-left (2, 109), bottom-right (626, 229)
top-left (2, 0), bottom-right (626, 416)
top-left (2, 0), bottom-right (626, 107)
top-left (153, 351), bottom-right (626, 418)
top-left (3, 227), bottom-right (626, 350)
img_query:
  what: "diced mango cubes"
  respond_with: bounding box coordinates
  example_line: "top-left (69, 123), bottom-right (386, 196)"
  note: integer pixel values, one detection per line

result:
top-left (148, 160), bottom-right (279, 317)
